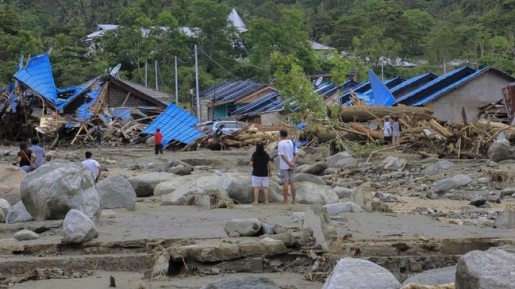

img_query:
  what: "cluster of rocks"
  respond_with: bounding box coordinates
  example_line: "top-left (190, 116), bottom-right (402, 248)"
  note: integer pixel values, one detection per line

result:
top-left (1, 161), bottom-right (138, 244)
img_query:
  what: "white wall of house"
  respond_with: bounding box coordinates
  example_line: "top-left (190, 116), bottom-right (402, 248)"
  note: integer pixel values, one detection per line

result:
top-left (260, 111), bottom-right (286, 125)
top-left (429, 72), bottom-right (510, 122)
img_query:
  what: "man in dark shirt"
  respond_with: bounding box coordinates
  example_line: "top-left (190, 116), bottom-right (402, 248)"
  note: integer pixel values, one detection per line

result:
top-left (12, 142), bottom-right (35, 173)
top-left (250, 142), bottom-right (272, 204)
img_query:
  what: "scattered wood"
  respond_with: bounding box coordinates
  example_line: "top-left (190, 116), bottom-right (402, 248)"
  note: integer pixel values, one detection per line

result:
top-left (338, 106), bottom-right (434, 122)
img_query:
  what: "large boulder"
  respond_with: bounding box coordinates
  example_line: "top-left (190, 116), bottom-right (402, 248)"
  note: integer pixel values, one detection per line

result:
top-left (422, 160), bottom-right (454, 176)
top-left (62, 209), bottom-right (98, 244)
top-left (200, 277), bottom-right (280, 289)
top-left (5, 201), bottom-right (33, 224)
top-left (14, 229), bottom-right (39, 241)
top-left (165, 159), bottom-right (193, 175)
top-left (432, 175), bottom-right (472, 194)
top-left (333, 187), bottom-right (355, 199)
top-left (402, 266), bottom-right (456, 286)
top-left (96, 175), bottom-right (137, 211)
top-left (127, 172), bottom-right (173, 197)
top-left (296, 182), bottom-right (338, 205)
top-left (301, 162), bottom-right (328, 175)
top-left (295, 173), bottom-right (326, 185)
top-left (327, 152), bottom-right (357, 168)
top-left (352, 182), bottom-right (375, 212)
top-left (488, 140), bottom-right (515, 162)
top-left (456, 248), bottom-right (515, 289)
top-left (324, 202), bottom-right (363, 215)
top-left (20, 162), bottom-right (101, 221)
top-left (224, 218), bottom-right (262, 237)
top-left (322, 258), bottom-right (402, 289)
top-left (161, 186), bottom-right (231, 206)
top-left (0, 164), bottom-right (25, 205)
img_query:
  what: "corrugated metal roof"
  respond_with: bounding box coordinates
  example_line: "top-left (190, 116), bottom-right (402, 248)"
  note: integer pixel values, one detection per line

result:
top-left (14, 53), bottom-right (58, 105)
top-left (228, 8), bottom-right (247, 32)
top-left (231, 91), bottom-right (279, 116)
top-left (395, 66), bottom-right (477, 106)
top-left (56, 77), bottom-right (100, 112)
top-left (142, 103), bottom-right (204, 145)
top-left (200, 80), bottom-right (266, 104)
top-left (389, 72), bottom-right (438, 99)
top-left (75, 84), bottom-right (104, 120)
top-left (340, 78), bottom-right (401, 105)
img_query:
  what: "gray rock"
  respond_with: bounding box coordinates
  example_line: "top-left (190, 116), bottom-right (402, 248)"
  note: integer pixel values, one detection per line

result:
top-left (321, 168), bottom-right (339, 176)
top-left (422, 160), bottom-right (454, 176)
top-left (127, 172), bottom-right (174, 197)
top-left (97, 175), bottom-right (137, 211)
top-left (62, 209), bottom-right (98, 244)
top-left (456, 248), bottom-right (515, 289)
top-left (20, 162), bottom-right (101, 221)
top-left (200, 277), bottom-right (280, 289)
top-left (402, 266), bottom-right (455, 286)
top-left (500, 187), bottom-right (515, 199)
top-left (432, 174), bottom-right (472, 194)
top-left (295, 173), bottom-right (326, 185)
top-left (488, 140), bottom-right (515, 162)
top-left (296, 182), bottom-right (338, 205)
top-left (224, 218), bottom-right (262, 237)
top-left (0, 209), bottom-right (4, 223)
top-left (170, 165), bottom-right (193, 176)
top-left (493, 210), bottom-right (515, 229)
top-left (327, 152), bottom-right (354, 168)
top-left (0, 198), bottom-right (11, 216)
top-left (335, 158), bottom-right (358, 168)
top-left (5, 201), bottom-right (33, 224)
top-left (324, 202), bottom-right (363, 215)
top-left (301, 162), bottom-right (328, 175)
top-left (469, 197), bottom-right (487, 207)
top-left (13, 229), bottom-right (39, 241)
top-left (303, 206), bottom-right (336, 251)
top-left (379, 172), bottom-right (404, 181)
top-left (164, 159), bottom-right (192, 173)
top-left (352, 182), bottom-right (374, 212)
top-left (161, 186), bottom-right (230, 206)
top-left (333, 187), bottom-right (355, 199)
top-left (322, 258), bottom-right (402, 289)
top-left (382, 156), bottom-right (407, 171)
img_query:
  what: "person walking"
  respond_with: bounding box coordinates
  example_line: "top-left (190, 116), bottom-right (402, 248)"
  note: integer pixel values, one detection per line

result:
top-left (278, 129), bottom-right (299, 204)
top-left (94, 126), bottom-right (102, 151)
top-left (392, 116), bottom-right (402, 146)
top-left (154, 128), bottom-right (163, 155)
top-left (82, 151), bottom-right (101, 182)
top-left (12, 142), bottom-right (35, 173)
top-left (383, 116), bottom-right (392, 145)
top-left (250, 142), bottom-right (272, 204)
top-left (30, 138), bottom-right (46, 169)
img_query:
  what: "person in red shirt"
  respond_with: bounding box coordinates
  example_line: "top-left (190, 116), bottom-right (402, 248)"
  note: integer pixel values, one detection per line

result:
top-left (154, 128), bottom-right (163, 155)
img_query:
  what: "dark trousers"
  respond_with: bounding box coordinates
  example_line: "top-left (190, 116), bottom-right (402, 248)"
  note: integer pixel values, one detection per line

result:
top-left (155, 144), bottom-right (163, 155)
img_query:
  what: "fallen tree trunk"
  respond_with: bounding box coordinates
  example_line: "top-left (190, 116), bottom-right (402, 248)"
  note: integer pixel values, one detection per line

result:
top-left (338, 106), bottom-right (434, 123)
top-left (349, 123), bottom-right (383, 140)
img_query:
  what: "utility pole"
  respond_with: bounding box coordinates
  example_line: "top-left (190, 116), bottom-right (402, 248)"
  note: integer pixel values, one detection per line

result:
top-left (155, 60), bottom-right (159, 91)
top-left (194, 45), bottom-right (200, 119)
top-left (175, 56), bottom-right (179, 105)
top-left (144, 61), bottom-right (148, 87)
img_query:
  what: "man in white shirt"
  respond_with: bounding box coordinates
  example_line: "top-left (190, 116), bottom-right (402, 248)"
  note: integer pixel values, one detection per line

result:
top-left (82, 151), bottom-right (100, 183)
top-left (278, 129), bottom-right (299, 204)
top-left (383, 116), bottom-right (392, 145)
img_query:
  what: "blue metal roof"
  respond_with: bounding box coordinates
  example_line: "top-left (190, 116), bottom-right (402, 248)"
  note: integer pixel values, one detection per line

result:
top-left (395, 66), bottom-right (477, 106)
top-left (200, 80), bottom-right (266, 104)
top-left (56, 77), bottom-right (100, 112)
top-left (389, 72), bottom-right (438, 99)
top-left (142, 103), bottom-right (204, 145)
top-left (368, 70), bottom-right (395, 106)
top-left (14, 53), bottom-right (58, 105)
top-left (341, 77), bottom-right (402, 106)
top-left (75, 84), bottom-right (104, 120)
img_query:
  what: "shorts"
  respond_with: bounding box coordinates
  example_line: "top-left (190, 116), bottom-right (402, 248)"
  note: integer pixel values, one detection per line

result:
top-left (384, 136), bottom-right (392, 144)
top-left (280, 169), bottom-right (295, 184)
top-left (252, 176), bottom-right (269, 188)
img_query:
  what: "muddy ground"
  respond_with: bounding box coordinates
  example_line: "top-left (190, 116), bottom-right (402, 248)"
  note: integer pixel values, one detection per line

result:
top-left (2, 144), bottom-right (515, 288)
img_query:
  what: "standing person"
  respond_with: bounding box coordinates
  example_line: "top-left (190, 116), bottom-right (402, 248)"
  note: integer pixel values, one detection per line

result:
top-left (154, 128), bottom-right (163, 155)
top-left (278, 130), bottom-right (299, 204)
top-left (12, 142), bottom-right (35, 173)
top-left (250, 142), bottom-right (272, 204)
top-left (82, 151), bottom-right (101, 182)
top-left (94, 126), bottom-right (102, 151)
top-left (383, 116), bottom-right (392, 145)
top-left (392, 116), bottom-right (402, 146)
top-left (30, 138), bottom-right (46, 169)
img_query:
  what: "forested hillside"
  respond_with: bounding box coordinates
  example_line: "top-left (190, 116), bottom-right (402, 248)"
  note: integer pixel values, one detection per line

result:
top-left (1, 0), bottom-right (515, 102)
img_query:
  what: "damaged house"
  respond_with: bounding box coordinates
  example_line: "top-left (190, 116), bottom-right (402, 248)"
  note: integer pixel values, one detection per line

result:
top-left (0, 53), bottom-right (200, 147)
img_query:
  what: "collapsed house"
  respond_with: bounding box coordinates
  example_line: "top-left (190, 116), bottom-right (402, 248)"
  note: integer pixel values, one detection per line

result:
top-left (0, 53), bottom-right (202, 147)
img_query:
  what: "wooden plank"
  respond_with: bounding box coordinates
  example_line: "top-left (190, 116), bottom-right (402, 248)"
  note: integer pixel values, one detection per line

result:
top-left (70, 124), bottom-right (84, 145)
top-left (121, 92), bottom-right (132, 107)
